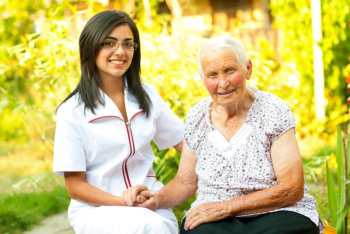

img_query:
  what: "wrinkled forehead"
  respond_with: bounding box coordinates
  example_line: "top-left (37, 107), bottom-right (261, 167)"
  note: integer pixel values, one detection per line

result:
top-left (201, 46), bottom-right (239, 63)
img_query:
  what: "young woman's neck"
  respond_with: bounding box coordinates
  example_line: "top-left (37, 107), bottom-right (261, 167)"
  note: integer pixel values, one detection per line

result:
top-left (101, 76), bottom-right (125, 97)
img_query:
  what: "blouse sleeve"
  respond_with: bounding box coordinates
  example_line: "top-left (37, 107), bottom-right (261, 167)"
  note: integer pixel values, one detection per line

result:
top-left (53, 101), bottom-right (87, 176)
top-left (184, 100), bottom-right (207, 152)
top-left (147, 85), bottom-right (184, 150)
top-left (265, 94), bottom-right (296, 143)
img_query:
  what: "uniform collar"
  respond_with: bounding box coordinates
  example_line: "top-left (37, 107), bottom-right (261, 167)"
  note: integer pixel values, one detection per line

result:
top-left (85, 87), bottom-right (143, 123)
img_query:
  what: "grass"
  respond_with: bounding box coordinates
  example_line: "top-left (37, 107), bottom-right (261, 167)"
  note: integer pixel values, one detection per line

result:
top-left (0, 186), bottom-right (70, 233)
top-left (0, 140), bottom-right (70, 233)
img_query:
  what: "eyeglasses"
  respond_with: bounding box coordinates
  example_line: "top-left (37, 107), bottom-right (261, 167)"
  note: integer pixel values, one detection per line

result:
top-left (100, 39), bottom-right (138, 51)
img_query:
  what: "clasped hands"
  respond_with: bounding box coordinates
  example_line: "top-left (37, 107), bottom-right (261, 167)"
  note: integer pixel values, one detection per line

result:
top-left (122, 184), bottom-right (231, 230)
top-left (122, 185), bottom-right (158, 211)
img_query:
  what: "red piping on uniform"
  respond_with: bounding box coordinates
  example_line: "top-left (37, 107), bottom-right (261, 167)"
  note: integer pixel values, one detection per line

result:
top-left (88, 111), bottom-right (143, 189)
top-left (89, 116), bottom-right (120, 123)
top-left (130, 111), bottom-right (143, 121)
top-left (122, 111), bottom-right (143, 188)
top-left (122, 124), bottom-right (133, 188)
top-left (122, 112), bottom-right (143, 188)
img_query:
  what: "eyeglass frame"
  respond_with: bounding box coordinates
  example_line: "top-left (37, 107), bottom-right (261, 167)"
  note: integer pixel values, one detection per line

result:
top-left (100, 37), bottom-right (138, 51)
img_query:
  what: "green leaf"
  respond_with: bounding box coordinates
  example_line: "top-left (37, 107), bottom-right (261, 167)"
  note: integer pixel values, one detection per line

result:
top-left (326, 160), bottom-right (338, 226)
top-left (335, 204), bottom-right (349, 232)
top-left (336, 125), bottom-right (345, 208)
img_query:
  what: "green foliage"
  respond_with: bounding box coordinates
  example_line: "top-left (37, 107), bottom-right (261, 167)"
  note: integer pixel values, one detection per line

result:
top-left (326, 124), bottom-right (350, 233)
top-left (321, 0), bottom-right (350, 95)
top-left (140, 32), bottom-right (208, 119)
top-left (0, 186), bottom-right (70, 233)
top-left (0, 1), bottom-right (80, 142)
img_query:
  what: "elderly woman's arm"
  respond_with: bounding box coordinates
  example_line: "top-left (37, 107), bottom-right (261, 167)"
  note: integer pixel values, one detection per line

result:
top-left (133, 143), bottom-right (198, 210)
top-left (184, 128), bottom-right (304, 230)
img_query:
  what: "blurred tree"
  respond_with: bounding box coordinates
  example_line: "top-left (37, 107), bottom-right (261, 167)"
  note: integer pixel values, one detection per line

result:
top-left (142, 0), bottom-right (153, 26)
top-left (269, 0), bottom-right (350, 153)
top-left (165, 0), bottom-right (182, 34)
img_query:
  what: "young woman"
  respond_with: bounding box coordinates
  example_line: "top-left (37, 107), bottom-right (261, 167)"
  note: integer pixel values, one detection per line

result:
top-left (53, 10), bottom-right (183, 234)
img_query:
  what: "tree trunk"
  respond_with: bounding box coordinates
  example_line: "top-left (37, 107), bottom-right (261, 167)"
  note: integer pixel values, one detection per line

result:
top-left (166, 0), bottom-right (182, 35)
top-left (142, 0), bottom-right (153, 27)
top-left (126, 0), bottom-right (135, 17)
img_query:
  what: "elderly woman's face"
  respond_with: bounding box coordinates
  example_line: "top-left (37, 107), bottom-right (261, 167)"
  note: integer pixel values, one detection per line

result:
top-left (201, 47), bottom-right (251, 107)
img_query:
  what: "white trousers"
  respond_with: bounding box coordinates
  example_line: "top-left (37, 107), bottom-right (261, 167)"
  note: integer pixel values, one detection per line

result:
top-left (70, 206), bottom-right (178, 234)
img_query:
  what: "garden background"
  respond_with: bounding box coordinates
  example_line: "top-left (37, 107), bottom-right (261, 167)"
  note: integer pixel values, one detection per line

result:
top-left (0, 0), bottom-right (349, 233)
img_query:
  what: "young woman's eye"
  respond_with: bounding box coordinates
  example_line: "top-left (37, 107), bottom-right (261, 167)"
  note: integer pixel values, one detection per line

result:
top-left (102, 40), bottom-right (115, 48)
top-left (122, 42), bottom-right (133, 48)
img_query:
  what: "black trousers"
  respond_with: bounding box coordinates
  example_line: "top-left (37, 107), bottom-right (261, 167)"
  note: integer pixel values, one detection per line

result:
top-left (180, 211), bottom-right (319, 234)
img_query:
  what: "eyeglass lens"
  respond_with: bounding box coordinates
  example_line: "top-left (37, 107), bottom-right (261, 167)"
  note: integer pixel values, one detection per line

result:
top-left (101, 39), bottom-right (137, 51)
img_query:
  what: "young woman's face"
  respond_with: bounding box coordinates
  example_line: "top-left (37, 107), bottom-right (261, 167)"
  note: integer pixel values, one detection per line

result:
top-left (96, 24), bottom-right (135, 82)
top-left (201, 47), bottom-right (251, 107)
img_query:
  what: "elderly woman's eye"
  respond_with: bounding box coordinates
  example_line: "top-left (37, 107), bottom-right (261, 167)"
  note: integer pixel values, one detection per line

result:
top-left (208, 72), bottom-right (217, 78)
top-left (225, 68), bottom-right (235, 73)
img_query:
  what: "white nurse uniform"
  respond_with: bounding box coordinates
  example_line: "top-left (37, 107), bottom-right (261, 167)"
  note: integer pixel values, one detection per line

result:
top-left (53, 83), bottom-right (183, 234)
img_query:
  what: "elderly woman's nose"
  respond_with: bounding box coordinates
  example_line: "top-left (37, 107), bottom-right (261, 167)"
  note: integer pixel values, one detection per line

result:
top-left (218, 75), bottom-right (229, 87)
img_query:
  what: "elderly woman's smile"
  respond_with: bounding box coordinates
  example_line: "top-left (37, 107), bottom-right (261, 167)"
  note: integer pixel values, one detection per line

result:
top-left (217, 88), bottom-right (237, 95)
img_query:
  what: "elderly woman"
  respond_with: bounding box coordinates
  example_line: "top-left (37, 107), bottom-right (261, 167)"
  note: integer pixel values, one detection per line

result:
top-left (126, 35), bottom-right (323, 234)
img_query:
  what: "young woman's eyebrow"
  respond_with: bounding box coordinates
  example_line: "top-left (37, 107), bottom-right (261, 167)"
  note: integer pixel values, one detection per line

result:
top-left (104, 36), bottom-right (133, 41)
top-left (105, 36), bottom-right (118, 41)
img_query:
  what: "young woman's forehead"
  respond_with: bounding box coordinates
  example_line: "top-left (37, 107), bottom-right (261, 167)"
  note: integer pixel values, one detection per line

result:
top-left (104, 24), bottom-right (134, 41)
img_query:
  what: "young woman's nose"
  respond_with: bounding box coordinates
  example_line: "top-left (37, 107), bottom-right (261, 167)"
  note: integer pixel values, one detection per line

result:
top-left (113, 44), bottom-right (126, 55)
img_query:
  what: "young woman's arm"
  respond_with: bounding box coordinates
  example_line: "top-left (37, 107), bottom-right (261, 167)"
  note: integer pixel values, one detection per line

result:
top-left (173, 141), bottom-right (183, 153)
top-left (64, 172), bottom-right (147, 206)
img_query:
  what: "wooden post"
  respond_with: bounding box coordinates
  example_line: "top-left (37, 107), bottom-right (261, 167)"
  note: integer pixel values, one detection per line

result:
top-left (311, 0), bottom-right (325, 121)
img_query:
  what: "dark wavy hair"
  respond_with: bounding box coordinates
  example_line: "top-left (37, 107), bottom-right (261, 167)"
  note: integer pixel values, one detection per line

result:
top-left (59, 10), bottom-right (151, 116)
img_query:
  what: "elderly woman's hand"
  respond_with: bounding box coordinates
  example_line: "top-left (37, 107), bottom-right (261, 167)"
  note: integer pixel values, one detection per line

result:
top-left (122, 185), bottom-right (149, 206)
top-left (133, 190), bottom-right (159, 211)
top-left (184, 202), bottom-right (231, 230)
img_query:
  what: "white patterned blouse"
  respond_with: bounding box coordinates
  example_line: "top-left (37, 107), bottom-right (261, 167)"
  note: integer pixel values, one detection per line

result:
top-left (184, 86), bottom-right (323, 231)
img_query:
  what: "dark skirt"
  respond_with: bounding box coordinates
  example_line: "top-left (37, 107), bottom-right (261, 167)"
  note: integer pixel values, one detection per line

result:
top-left (180, 211), bottom-right (319, 234)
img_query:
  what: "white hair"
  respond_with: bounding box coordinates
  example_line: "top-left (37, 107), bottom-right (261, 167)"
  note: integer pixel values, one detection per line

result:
top-left (198, 35), bottom-right (249, 78)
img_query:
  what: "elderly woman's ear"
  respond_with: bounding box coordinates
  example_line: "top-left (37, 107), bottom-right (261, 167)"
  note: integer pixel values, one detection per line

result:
top-left (246, 60), bottom-right (252, 79)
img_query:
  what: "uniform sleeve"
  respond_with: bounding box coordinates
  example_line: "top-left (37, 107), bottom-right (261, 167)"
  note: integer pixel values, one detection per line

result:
top-left (148, 85), bottom-right (184, 150)
top-left (53, 103), bottom-right (87, 176)
top-left (265, 94), bottom-right (296, 143)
